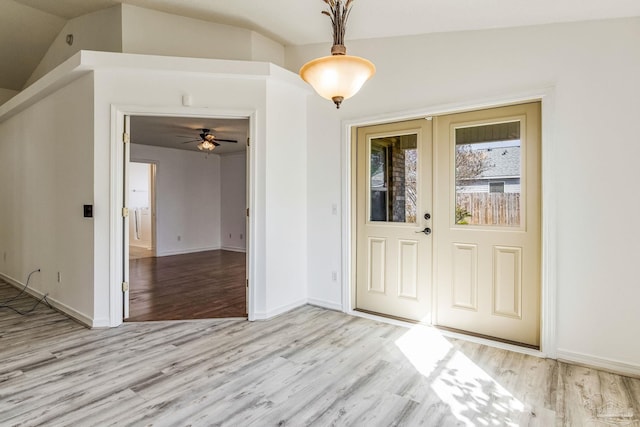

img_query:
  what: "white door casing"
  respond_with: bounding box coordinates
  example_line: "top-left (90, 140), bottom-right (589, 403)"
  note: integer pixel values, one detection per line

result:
top-left (111, 106), bottom-right (258, 326)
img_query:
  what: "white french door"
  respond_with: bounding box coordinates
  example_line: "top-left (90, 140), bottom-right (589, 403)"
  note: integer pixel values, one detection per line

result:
top-left (353, 102), bottom-right (541, 346)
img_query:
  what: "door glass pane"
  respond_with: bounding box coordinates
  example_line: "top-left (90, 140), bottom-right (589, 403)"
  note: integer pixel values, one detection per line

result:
top-left (370, 134), bottom-right (417, 223)
top-left (455, 122), bottom-right (521, 226)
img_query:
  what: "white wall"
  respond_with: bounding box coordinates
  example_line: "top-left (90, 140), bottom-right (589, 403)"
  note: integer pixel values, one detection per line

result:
top-left (263, 78), bottom-right (308, 315)
top-left (91, 59), bottom-right (308, 324)
top-left (303, 100), bottom-right (344, 310)
top-left (0, 55), bottom-right (308, 326)
top-left (0, 89), bottom-right (19, 106)
top-left (288, 17), bottom-right (640, 370)
top-left (92, 68), bottom-right (267, 324)
top-left (25, 6), bottom-right (122, 88)
top-left (220, 153), bottom-right (247, 252)
top-left (0, 73), bottom-right (95, 323)
top-left (130, 144), bottom-right (221, 256)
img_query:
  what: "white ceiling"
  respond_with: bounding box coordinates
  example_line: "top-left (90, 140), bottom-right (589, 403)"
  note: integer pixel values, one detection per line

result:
top-left (130, 115), bottom-right (249, 155)
top-left (2, 0), bottom-right (640, 90)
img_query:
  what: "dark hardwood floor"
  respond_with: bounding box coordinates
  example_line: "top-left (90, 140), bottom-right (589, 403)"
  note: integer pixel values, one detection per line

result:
top-left (127, 249), bottom-right (246, 321)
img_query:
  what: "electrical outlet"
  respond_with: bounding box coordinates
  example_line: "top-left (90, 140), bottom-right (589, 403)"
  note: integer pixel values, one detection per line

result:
top-left (229, 233), bottom-right (232, 238)
top-left (2, 252), bottom-right (6, 262)
top-left (177, 235), bottom-right (181, 242)
top-left (240, 234), bottom-right (243, 240)
top-left (57, 272), bottom-right (61, 283)
top-left (332, 203), bottom-right (338, 216)
top-left (331, 271), bottom-right (337, 282)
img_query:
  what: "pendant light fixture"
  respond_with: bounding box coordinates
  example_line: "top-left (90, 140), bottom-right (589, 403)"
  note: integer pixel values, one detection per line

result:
top-left (299, 0), bottom-right (375, 109)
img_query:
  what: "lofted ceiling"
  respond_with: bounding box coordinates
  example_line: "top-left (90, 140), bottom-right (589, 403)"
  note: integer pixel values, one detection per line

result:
top-left (130, 116), bottom-right (249, 155)
top-left (1, 0), bottom-right (640, 91)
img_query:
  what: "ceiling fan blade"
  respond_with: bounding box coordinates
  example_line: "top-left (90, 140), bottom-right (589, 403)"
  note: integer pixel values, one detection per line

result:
top-left (180, 139), bottom-right (199, 144)
top-left (215, 138), bottom-right (238, 143)
top-left (214, 141), bottom-right (220, 147)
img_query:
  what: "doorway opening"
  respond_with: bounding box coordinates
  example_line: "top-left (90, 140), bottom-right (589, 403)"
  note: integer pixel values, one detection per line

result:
top-left (128, 161), bottom-right (156, 260)
top-left (124, 115), bottom-right (250, 321)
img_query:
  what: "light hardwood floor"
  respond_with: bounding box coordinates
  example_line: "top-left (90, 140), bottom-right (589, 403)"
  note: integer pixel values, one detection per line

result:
top-left (1, 281), bottom-right (639, 426)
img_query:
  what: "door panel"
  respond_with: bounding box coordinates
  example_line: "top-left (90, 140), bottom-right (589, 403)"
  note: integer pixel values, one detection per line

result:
top-left (398, 240), bottom-right (419, 299)
top-left (493, 246), bottom-right (522, 318)
top-left (434, 102), bottom-right (541, 346)
top-left (355, 119), bottom-right (432, 322)
top-left (368, 237), bottom-right (386, 293)
top-left (451, 243), bottom-right (478, 310)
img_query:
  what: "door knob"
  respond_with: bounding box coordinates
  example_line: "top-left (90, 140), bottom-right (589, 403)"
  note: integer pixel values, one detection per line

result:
top-left (424, 213), bottom-right (431, 220)
top-left (415, 227), bottom-right (431, 235)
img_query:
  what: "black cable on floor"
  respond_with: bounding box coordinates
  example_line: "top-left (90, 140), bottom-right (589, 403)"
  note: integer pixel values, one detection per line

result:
top-left (0, 294), bottom-right (52, 315)
top-left (0, 268), bottom-right (40, 304)
top-left (0, 269), bottom-right (53, 315)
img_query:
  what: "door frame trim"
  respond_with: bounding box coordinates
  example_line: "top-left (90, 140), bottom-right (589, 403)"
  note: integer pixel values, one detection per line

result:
top-left (109, 105), bottom-right (257, 326)
top-left (341, 88), bottom-right (557, 358)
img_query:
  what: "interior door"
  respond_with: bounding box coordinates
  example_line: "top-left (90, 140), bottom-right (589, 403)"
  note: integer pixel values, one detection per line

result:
top-left (123, 115), bottom-right (131, 319)
top-left (355, 119), bottom-right (433, 322)
top-left (245, 136), bottom-right (250, 317)
top-left (434, 102), bottom-right (541, 346)
top-left (150, 162), bottom-right (157, 257)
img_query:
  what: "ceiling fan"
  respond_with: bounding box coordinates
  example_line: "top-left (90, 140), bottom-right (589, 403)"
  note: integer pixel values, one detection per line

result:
top-left (180, 129), bottom-right (237, 151)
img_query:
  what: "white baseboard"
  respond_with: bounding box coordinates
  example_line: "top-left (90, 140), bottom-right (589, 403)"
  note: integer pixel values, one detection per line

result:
top-left (0, 272), bottom-right (94, 328)
top-left (91, 318), bottom-right (112, 328)
top-left (307, 297), bottom-right (342, 311)
top-left (557, 349), bottom-right (640, 378)
top-left (221, 246), bottom-right (246, 253)
top-left (156, 245), bottom-right (221, 257)
top-left (254, 298), bottom-right (307, 320)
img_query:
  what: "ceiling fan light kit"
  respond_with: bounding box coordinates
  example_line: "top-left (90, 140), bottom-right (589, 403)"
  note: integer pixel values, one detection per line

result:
top-left (299, 0), bottom-right (375, 109)
top-left (181, 128), bottom-right (238, 152)
top-left (197, 140), bottom-right (216, 151)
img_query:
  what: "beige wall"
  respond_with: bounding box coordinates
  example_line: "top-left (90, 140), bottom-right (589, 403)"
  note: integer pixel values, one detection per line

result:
top-left (25, 6), bottom-right (122, 88)
top-left (121, 5), bottom-right (284, 67)
top-left (24, 4), bottom-right (286, 90)
top-left (251, 31), bottom-right (285, 66)
top-left (0, 89), bottom-right (19, 106)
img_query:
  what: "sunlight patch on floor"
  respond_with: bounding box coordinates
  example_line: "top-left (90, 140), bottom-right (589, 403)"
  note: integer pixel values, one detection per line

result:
top-left (395, 324), bottom-right (525, 426)
top-left (395, 324), bottom-right (453, 377)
